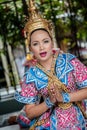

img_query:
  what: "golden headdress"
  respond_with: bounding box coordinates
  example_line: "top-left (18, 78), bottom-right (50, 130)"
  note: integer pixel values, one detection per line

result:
top-left (24, 0), bottom-right (56, 60)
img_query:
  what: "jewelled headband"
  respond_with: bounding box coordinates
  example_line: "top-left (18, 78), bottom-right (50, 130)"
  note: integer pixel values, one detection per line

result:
top-left (24, 0), bottom-right (56, 60)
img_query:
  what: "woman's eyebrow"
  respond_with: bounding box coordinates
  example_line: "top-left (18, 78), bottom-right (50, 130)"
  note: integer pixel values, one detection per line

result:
top-left (42, 38), bottom-right (50, 41)
top-left (31, 40), bottom-right (39, 43)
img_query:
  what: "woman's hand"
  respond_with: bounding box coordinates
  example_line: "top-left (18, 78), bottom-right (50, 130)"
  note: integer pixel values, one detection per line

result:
top-left (48, 84), bottom-right (57, 104)
top-left (49, 83), bottom-right (63, 103)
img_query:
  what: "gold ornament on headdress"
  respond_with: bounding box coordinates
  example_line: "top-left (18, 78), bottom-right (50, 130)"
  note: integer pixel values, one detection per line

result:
top-left (24, 0), bottom-right (56, 60)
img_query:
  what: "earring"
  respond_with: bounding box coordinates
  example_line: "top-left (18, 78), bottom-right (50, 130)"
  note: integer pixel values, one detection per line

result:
top-left (26, 52), bottom-right (33, 60)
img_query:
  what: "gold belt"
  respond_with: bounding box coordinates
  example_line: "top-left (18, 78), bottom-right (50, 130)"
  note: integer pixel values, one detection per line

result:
top-left (29, 117), bottom-right (49, 130)
top-left (58, 102), bottom-right (72, 109)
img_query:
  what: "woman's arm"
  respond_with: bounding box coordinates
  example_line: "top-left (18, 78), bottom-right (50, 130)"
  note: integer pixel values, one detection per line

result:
top-left (49, 83), bottom-right (87, 103)
top-left (25, 85), bottom-right (87, 120)
top-left (69, 87), bottom-right (87, 102)
top-left (25, 102), bottom-right (49, 120)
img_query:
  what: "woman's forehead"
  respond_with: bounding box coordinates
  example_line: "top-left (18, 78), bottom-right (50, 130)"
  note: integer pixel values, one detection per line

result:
top-left (31, 29), bottom-right (51, 39)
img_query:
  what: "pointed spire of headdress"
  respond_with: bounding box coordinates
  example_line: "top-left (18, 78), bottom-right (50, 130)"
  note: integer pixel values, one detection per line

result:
top-left (28, 0), bottom-right (39, 19)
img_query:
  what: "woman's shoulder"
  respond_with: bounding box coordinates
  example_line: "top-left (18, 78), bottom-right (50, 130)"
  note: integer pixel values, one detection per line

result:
top-left (54, 48), bottom-right (76, 59)
top-left (23, 59), bottom-right (37, 69)
top-left (57, 52), bottom-right (76, 61)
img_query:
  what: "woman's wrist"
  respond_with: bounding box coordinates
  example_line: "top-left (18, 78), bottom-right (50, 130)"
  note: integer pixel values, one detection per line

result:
top-left (62, 92), bottom-right (70, 103)
top-left (44, 97), bottom-right (54, 108)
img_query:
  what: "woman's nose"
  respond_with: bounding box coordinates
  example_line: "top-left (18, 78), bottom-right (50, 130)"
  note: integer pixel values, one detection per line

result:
top-left (40, 43), bottom-right (44, 50)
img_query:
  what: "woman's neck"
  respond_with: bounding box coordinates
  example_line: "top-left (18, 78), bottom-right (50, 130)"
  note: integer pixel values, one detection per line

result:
top-left (38, 56), bottom-right (53, 71)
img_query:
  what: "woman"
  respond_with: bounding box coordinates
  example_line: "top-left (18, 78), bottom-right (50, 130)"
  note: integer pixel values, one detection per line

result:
top-left (15, 0), bottom-right (87, 129)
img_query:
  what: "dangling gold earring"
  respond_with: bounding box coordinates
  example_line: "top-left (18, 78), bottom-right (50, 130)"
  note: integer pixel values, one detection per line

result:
top-left (26, 52), bottom-right (33, 60)
top-left (25, 38), bottom-right (33, 60)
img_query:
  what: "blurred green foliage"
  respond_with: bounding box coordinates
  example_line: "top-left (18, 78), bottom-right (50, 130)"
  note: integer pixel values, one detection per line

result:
top-left (0, 0), bottom-right (87, 53)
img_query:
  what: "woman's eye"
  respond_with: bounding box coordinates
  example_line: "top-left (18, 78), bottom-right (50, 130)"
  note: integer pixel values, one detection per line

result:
top-left (44, 40), bottom-right (49, 43)
top-left (33, 42), bottom-right (38, 46)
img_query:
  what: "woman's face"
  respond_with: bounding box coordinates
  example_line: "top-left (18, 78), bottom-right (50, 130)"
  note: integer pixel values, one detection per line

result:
top-left (30, 30), bottom-right (54, 63)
